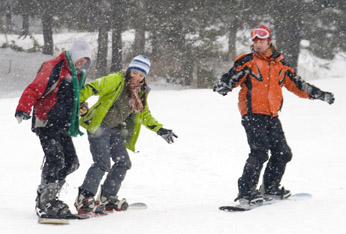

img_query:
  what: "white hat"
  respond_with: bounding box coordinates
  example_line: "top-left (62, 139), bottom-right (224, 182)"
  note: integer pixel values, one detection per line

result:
top-left (128, 55), bottom-right (151, 76)
top-left (69, 38), bottom-right (91, 70)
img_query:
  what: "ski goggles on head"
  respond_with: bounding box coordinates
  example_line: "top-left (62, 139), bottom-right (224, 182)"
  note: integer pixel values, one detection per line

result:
top-left (251, 28), bottom-right (271, 40)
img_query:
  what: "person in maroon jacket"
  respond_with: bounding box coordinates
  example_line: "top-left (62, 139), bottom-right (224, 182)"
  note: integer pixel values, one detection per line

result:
top-left (15, 38), bottom-right (91, 219)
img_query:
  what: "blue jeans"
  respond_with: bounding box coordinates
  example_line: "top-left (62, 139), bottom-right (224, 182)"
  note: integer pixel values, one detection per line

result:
top-left (80, 123), bottom-right (132, 196)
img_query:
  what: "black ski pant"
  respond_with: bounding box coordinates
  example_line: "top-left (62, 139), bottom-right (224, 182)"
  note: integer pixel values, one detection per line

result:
top-left (238, 114), bottom-right (292, 195)
top-left (38, 128), bottom-right (79, 185)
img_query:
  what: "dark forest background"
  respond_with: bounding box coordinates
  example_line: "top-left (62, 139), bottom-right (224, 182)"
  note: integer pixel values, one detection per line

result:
top-left (1, 0), bottom-right (345, 87)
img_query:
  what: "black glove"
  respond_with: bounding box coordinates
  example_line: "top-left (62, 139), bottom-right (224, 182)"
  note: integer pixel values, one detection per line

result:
top-left (321, 92), bottom-right (335, 104)
top-left (157, 128), bottom-right (178, 144)
top-left (213, 81), bottom-right (232, 96)
top-left (15, 110), bottom-right (31, 123)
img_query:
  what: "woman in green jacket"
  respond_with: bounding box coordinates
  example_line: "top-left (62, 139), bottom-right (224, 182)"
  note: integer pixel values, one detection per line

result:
top-left (75, 55), bottom-right (177, 215)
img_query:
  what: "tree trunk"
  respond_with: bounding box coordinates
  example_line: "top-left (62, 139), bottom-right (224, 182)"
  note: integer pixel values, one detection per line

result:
top-left (42, 12), bottom-right (54, 55)
top-left (181, 44), bottom-right (193, 86)
top-left (274, 19), bottom-right (302, 72)
top-left (110, 0), bottom-right (124, 72)
top-left (96, 26), bottom-right (109, 77)
top-left (151, 28), bottom-right (159, 59)
top-left (169, 0), bottom-right (192, 85)
top-left (96, 0), bottom-right (111, 77)
top-left (134, 28), bottom-right (145, 55)
top-left (133, 0), bottom-right (146, 55)
top-left (228, 16), bottom-right (238, 61)
top-left (22, 13), bottom-right (30, 35)
top-left (150, 1), bottom-right (161, 60)
top-left (111, 28), bottom-right (122, 73)
top-left (272, 0), bottom-right (302, 73)
top-left (5, 3), bottom-right (12, 34)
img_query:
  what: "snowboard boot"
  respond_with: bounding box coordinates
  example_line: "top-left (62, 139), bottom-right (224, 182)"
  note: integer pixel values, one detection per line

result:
top-left (74, 187), bottom-right (106, 215)
top-left (98, 189), bottom-right (128, 211)
top-left (35, 183), bottom-right (73, 219)
top-left (234, 190), bottom-right (264, 205)
top-left (263, 186), bottom-right (291, 200)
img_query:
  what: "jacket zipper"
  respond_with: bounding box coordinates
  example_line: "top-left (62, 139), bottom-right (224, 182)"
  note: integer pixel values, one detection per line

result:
top-left (268, 61), bottom-right (274, 116)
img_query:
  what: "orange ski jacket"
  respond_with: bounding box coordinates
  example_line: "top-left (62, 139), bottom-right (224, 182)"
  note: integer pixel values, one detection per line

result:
top-left (221, 51), bottom-right (323, 116)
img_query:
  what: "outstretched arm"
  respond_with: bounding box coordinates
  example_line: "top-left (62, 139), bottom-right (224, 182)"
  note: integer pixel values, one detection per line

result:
top-left (284, 71), bottom-right (335, 104)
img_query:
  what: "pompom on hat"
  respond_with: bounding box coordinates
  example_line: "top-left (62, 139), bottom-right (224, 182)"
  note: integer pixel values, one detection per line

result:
top-left (128, 55), bottom-right (151, 77)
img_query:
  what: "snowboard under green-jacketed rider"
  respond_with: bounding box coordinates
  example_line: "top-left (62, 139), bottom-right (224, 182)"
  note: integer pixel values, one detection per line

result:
top-left (75, 55), bottom-right (178, 215)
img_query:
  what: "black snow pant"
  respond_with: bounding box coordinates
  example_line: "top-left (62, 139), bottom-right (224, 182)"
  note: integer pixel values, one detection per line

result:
top-left (238, 114), bottom-right (292, 195)
top-left (38, 127), bottom-right (79, 185)
top-left (80, 123), bottom-right (132, 196)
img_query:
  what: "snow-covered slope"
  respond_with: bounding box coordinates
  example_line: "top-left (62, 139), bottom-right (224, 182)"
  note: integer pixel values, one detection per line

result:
top-left (1, 77), bottom-right (345, 234)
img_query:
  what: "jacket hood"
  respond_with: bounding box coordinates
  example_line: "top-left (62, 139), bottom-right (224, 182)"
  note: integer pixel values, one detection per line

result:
top-left (69, 38), bottom-right (91, 70)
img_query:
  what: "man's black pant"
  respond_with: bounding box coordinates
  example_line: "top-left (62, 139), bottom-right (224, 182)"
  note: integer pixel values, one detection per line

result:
top-left (38, 128), bottom-right (79, 185)
top-left (238, 114), bottom-right (292, 195)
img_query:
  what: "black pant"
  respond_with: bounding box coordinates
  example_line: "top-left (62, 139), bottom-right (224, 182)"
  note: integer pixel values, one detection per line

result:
top-left (38, 128), bottom-right (79, 184)
top-left (238, 114), bottom-right (292, 194)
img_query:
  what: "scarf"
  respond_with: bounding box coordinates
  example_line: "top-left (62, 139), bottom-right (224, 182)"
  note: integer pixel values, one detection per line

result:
top-left (127, 78), bottom-right (145, 113)
top-left (65, 51), bottom-right (85, 137)
top-left (263, 48), bottom-right (273, 60)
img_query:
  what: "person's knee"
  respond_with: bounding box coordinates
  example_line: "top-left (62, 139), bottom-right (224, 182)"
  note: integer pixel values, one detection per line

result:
top-left (92, 160), bottom-right (112, 172)
top-left (113, 154), bottom-right (132, 170)
top-left (248, 150), bottom-right (268, 165)
top-left (272, 146), bottom-right (292, 163)
top-left (65, 156), bottom-right (79, 175)
top-left (280, 150), bottom-right (292, 163)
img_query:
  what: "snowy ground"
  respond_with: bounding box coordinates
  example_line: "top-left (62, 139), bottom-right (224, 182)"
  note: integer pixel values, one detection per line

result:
top-left (1, 76), bottom-right (346, 233)
top-left (1, 31), bottom-right (346, 233)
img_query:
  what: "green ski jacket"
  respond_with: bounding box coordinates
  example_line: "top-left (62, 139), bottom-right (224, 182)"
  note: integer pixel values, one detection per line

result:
top-left (80, 71), bottom-right (162, 152)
